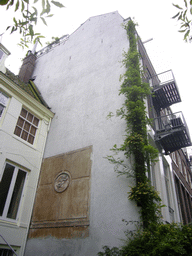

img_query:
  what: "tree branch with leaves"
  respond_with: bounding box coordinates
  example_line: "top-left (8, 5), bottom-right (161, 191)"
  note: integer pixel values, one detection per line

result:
top-left (173, 0), bottom-right (192, 42)
top-left (0, 0), bottom-right (64, 48)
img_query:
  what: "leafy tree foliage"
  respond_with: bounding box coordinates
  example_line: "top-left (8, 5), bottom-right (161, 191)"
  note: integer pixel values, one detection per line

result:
top-left (173, 0), bottom-right (192, 41)
top-left (98, 223), bottom-right (192, 256)
top-left (0, 0), bottom-right (64, 47)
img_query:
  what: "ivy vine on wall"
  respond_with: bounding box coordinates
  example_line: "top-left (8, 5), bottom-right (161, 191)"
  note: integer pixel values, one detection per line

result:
top-left (107, 19), bottom-right (163, 228)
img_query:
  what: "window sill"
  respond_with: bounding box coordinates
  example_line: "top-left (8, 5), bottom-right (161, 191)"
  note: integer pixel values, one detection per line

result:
top-left (0, 218), bottom-right (18, 228)
top-left (12, 134), bottom-right (37, 150)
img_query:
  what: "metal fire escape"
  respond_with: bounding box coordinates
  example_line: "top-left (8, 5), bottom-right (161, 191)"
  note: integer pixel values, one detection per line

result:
top-left (151, 70), bottom-right (191, 154)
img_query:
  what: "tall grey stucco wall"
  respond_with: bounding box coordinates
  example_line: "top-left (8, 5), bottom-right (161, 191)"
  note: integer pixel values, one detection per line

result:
top-left (25, 12), bottom-right (140, 256)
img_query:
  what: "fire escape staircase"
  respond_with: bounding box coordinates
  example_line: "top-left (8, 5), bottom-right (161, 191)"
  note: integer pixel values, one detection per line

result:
top-left (151, 70), bottom-right (191, 154)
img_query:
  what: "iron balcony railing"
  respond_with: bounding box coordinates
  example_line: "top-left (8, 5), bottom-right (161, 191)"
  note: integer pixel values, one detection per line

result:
top-left (154, 111), bottom-right (192, 154)
top-left (150, 70), bottom-right (181, 111)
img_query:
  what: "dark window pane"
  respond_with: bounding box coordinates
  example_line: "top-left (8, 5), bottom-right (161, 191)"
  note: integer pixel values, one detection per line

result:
top-left (0, 249), bottom-right (14, 256)
top-left (20, 108), bottom-right (27, 118)
top-left (21, 130), bottom-right (28, 141)
top-left (24, 121), bottom-right (30, 132)
top-left (33, 117), bottom-right (39, 126)
top-left (27, 113), bottom-right (33, 122)
top-left (28, 134), bottom-right (34, 144)
top-left (0, 104), bottom-right (4, 117)
top-left (14, 126), bottom-right (22, 137)
top-left (7, 170), bottom-right (26, 219)
top-left (30, 126), bottom-right (36, 136)
top-left (17, 117), bottom-right (24, 128)
top-left (0, 164), bottom-right (14, 216)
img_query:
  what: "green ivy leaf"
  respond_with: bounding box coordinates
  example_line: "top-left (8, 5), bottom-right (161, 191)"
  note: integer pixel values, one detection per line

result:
top-left (46, 14), bottom-right (54, 17)
top-left (0, 0), bottom-right (9, 5)
top-left (15, 0), bottom-right (19, 11)
top-left (46, 0), bottom-right (50, 13)
top-left (6, 0), bottom-right (14, 9)
top-left (29, 24), bottom-right (34, 37)
top-left (51, 0), bottom-right (64, 8)
top-left (173, 4), bottom-right (183, 10)
top-left (40, 16), bottom-right (47, 25)
top-left (42, 0), bottom-right (45, 9)
top-left (40, 8), bottom-right (47, 16)
top-left (184, 29), bottom-right (190, 40)
top-left (178, 13), bottom-right (183, 20)
top-left (172, 12), bottom-right (180, 19)
top-left (32, 6), bottom-right (38, 16)
top-left (11, 26), bottom-right (17, 33)
top-left (13, 16), bottom-right (17, 25)
top-left (21, 0), bottom-right (24, 11)
top-left (179, 29), bottom-right (187, 32)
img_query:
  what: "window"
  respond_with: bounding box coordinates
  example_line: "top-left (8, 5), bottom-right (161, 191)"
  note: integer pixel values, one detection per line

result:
top-left (14, 108), bottom-right (39, 145)
top-left (0, 91), bottom-right (8, 118)
top-left (0, 248), bottom-right (14, 256)
top-left (0, 163), bottom-right (27, 220)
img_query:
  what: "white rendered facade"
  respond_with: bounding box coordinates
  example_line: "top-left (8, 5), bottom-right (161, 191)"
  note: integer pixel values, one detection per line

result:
top-left (24, 12), bottom-right (183, 256)
top-left (0, 47), bottom-right (54, 255)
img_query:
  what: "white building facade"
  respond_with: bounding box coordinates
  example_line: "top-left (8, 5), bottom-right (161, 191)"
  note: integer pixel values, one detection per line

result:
top-left (23, 12), bottom-right (190, 256)
top-left (0, 43), bottom-right (54, 255)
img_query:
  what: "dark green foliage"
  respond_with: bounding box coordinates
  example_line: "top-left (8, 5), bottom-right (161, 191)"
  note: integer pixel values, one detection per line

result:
top-left (98, 246), bottom-right (123, 256)
top-left (98, 223), bottom-right (192, 256)
top-left (106, 19), bottom-right (160, 228)
top-left (122, 223), bottom-right (192, 256)
top-left (128, 181), bottom-right (163, 225)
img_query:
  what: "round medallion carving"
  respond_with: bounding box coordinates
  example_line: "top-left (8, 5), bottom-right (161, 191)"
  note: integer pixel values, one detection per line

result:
top-left (54, 172), bottom-right (70, 193)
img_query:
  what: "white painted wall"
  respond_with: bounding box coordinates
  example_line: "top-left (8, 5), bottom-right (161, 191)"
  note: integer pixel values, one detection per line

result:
top-left (25, 11), bottom-right (180, 256)
top-left (25, 12), bottom-right (140, 256)
top-left (0, 73), bottom-right (53, 256)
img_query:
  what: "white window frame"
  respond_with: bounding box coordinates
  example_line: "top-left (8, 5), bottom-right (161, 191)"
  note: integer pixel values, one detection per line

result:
top-left (0, 91), bottom-right (9, 119)
top-left (14, 108), bottom-right (39, 145)
top-left (0, 49), bottom-right (4, 60)
top-left (0, 162), bottom-right (27, 222)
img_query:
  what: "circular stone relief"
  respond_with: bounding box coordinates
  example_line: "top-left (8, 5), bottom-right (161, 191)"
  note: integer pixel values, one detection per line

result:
top-left (54, 172), bottom-right (70, 193)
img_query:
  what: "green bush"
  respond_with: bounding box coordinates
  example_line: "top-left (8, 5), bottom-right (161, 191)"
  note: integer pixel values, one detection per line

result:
top-left (98, 223), bottom-right (192, 256)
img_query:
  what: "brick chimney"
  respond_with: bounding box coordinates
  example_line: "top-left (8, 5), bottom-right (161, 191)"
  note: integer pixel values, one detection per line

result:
top-left (18, 51), bottom-right (36, 83)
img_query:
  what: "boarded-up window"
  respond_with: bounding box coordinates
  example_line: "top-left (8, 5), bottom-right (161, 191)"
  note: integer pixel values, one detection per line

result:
top-left (29, 146), bottom-right (92, 239)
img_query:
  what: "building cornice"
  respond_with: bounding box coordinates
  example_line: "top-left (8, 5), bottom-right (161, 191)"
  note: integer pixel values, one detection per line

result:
top-left (0, 71), bottom-right (54, 120)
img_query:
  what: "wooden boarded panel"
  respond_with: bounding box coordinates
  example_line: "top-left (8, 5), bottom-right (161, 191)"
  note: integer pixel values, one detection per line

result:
top-left (29, 146), bottom-right (92, 238)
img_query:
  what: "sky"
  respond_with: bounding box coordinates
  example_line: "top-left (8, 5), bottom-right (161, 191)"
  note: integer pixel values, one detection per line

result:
top-left (1, 0), bottom-right (192, 153)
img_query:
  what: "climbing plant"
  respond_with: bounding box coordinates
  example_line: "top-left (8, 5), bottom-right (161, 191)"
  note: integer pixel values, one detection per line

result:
top-left (98, 222), bottom-right (192, 256)
top-left (107, 19), bottom-right (162, 228)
